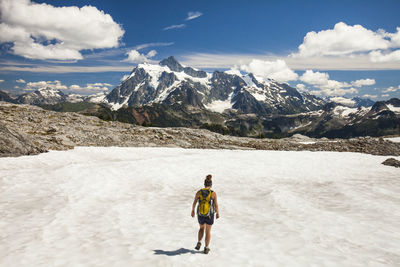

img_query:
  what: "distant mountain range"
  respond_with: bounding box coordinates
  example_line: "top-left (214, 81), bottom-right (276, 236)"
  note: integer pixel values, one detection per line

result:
top-left (1, 56), bottom-right (399, 138)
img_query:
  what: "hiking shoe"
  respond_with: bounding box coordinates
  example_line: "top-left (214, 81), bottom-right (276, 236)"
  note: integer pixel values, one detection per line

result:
top-left (204, 247), bottom-right (210, 254)
top-left (195, 242), bottom-right (201, 250)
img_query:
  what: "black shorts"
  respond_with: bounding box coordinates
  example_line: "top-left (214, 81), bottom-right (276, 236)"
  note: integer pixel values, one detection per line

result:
top-left (198, 214), bottom-right (214, 225)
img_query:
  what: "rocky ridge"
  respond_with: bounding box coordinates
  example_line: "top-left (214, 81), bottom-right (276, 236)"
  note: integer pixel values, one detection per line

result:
top-left (1, 102), bottom-right (400, 157)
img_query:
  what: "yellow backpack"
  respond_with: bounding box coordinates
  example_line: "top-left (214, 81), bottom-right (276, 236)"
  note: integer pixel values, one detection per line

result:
top-left (198, 188), bottom-right (214, 217)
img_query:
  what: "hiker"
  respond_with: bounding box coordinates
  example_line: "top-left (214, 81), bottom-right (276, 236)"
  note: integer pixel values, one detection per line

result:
top-left (191, 174), bottom-right (219, 254)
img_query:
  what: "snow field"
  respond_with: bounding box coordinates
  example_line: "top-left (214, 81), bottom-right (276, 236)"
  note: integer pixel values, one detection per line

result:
top-left (385, 137), bottom-right (400, 143)
top-left (0, 147), bottom-right (400, 266)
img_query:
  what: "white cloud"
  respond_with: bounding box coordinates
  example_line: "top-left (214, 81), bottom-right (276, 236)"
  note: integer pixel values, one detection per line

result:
top-left (293, 22), bottom-right (390, 58)
top-left (133, 42), bottom-right (174, 50)
top-left (124, 49), bottom-right (157, 63)
top-left (14, 85), bottom-right (19, 89)
top-left (296, 84), bottom-right (306, 91)
top-left (292, 22), bottom-right (400, 64)
top-left (382, 85), bottom-right (400, 93)
top-left (180, 52), bottom-right (400, 70)
top-left (16, 79), bottom-right (26, 83)
top-left (89, 82), bottom-right (112, 87)
top-left (0, 64), bottom-right (132, 73)
top-left (309, 90), bottom-right (322, 96)
top-left (25, 80), bottom-right (67, 91)
top-left (322, 87), bottom-right (358, 97)
top-left (186, 11), bottom-right (202, 21)
top-left (0, 0), bottom-right (124, 60)
top-left (299, 70), bottom-right (360, 96)
top-left (369, 50), bottom-right (400, 62)
top-left (68, 83), bottom-right (112, 93)
top-left (240, 59), bottom-right (298, 83)
top-left (0, 79), bottom-right (4, 83)
top-left (146, 50), bottom-right (157, 58)
top-left (381, 94), bottom-right (390, 98)
top-left (351, 78), bottom-right (375, 87)
top-left (390, 27), bottom-right (400, 47)
top-left (22, 80), bottom-right (112, 94)
top-left (329, 96), bottom-right (356, 107)
top-left (299, 70), bottom-right (330, 86)
top-left (163, 24), bottom-right (186, 31)
top-left (362, 94), bottom-right (378, 99)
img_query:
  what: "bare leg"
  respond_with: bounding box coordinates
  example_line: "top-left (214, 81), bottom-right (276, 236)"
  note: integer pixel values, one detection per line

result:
top-left (198, 224), bottom-right (205, 242)
top-left (205, 224), bottom-right (212, 247)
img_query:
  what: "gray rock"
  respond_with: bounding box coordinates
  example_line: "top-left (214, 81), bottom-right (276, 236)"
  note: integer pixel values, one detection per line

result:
top-left (159, 56), bottom-right (183, 72)
top-left (0, 122), bottom-right (45, 157)
top-left (1, 102), bottom-right (400, 158)
top-left (382, 158), bottom-right (400, 168)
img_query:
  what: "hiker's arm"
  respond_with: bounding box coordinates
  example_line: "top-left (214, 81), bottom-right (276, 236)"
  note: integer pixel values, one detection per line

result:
top-left (191, 191), bottom-right (200, 217)
top-left (214, 192), bottom-right (220, 219)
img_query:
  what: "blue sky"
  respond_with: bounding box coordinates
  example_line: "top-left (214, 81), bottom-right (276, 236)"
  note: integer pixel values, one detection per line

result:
top-left (0, 0), bottom-right (399, 100)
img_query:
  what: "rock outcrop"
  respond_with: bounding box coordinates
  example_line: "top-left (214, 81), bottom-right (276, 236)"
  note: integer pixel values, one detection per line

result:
top-left (382, 158), bottom-right (400, 168)
top-left (1, 102), bottom-right (400, 158)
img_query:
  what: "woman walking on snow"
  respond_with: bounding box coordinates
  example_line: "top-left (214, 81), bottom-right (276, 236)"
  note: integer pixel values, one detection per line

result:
top-left (191, 174), bottom-right (219, 254)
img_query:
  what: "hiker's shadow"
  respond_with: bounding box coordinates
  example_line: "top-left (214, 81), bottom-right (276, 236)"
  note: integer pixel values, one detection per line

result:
top-left (154, 248), bottom-right (202, 256)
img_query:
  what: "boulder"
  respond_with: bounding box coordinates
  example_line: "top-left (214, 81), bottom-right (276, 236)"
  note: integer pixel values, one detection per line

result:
top-left (382, 158), bottom-right (400, 168)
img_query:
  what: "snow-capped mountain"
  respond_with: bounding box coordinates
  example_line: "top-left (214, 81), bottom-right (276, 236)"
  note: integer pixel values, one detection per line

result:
top-left (0, 90), bottom-right (17, 103)
top-left (105, 56), bottom-right (326, 114)
top-left (15, 87), bottom-right (106, 106)
top-left (17, 87), bottom-right (68, 105)
top-left (279, 98), bottom-right (400, 138)
top-left (1, 57), bottom-right (398, 139)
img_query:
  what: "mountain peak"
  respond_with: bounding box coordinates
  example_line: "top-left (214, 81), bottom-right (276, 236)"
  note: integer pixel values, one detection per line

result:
top-left (159, 56), bottom-right (183, 72)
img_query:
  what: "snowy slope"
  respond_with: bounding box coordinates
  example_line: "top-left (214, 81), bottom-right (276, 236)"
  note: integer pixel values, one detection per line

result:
top-left (1, 147), bottom-right (399, 266)
top-left (385, 137), bottom-right (400, 143)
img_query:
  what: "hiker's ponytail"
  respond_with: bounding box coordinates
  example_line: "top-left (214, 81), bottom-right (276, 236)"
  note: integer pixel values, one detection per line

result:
top-left (204, 174), bottom-right (212, 187)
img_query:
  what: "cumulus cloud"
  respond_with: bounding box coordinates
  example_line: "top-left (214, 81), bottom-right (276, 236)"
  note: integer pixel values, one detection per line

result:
top-left (325, 87), bottom-right (358, 96)
top-left (25, 80), bottom-right (67, 91)
top-left (0, 79), bottom-right (4, 83)
top-left (299, 70), bottom-right (331, 86)
top-left (296, 84), bottom-right (306, 91)
top-left (16, 79), bottom-right (26, 83)
top-left (291, 22), bottom-right (400, 64)
top-left (22, 80), bottom-right (113, 94)
top-left (299, 70), bottom-right (361, 96)
top-left (185, 11), bottom-right (202, 21)
top-left (68, 83), bottom-right (112, 93)
top-left (124, 49), bottom-right (157, 63)
top-left (329, 96), bottom-right (356, 107)
top-left (362, 94), bottom-right (378, 99)
top-left (351, 78), bottom-right (376, 87)
top-left (293, 22), bottom-right (390, 58)
top-left (390, 27), bottom-right (400, 47)
top-left (240, 59), bottom-right (298, 83)
top-left (0, 0), bottom-right (124, 60)
top-left (381, 94), bottom-right (390, 98)
top-left (382, 85), bottom-right (400, 93)
top-left (369, 50), bottom-right (400, 62)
